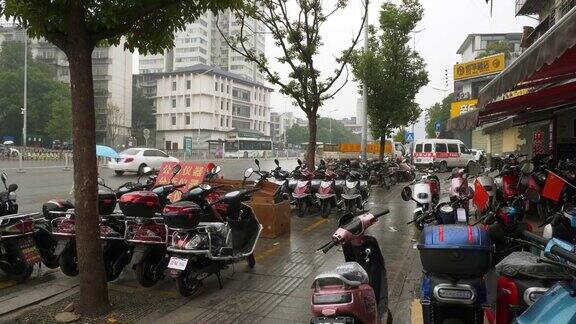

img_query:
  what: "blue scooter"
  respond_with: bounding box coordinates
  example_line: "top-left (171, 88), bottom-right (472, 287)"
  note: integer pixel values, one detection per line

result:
top-left (515, 231), bottom-right (576, 323)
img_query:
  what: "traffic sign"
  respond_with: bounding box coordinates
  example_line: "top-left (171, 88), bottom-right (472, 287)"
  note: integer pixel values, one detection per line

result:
top-left (434, 121), bottom-right (441, 131)
top-left (406, 132), bottom-right (414, 142)
top-left (143, 128), bottom-right (150, 139)
top-left (435, 131), bottom-right (440, 138)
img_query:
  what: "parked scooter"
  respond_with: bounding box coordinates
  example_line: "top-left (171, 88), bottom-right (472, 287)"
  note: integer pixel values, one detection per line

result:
top-left (313, 209), bottom-right (392, 324)
top-left (396, 157), bottom-right (416, 182)
top-left (166, 168), bottom-right (261, 297)
top-left (292, 159), bottom-right (317, 217)
top-left (401, 168), bottom-right (441, 230)
top-left (514, 231), bottom-right (576, 324)
top-left (268, 158), bottom-right (291, 200)
top-left (341, 160), bottom-right (371, 214)
top-left (316, 160), bottom-right (339, 218)
top-left (446, 167), bottom-right (475, 223)
top-left (0, 172), bottom-right (44, 282)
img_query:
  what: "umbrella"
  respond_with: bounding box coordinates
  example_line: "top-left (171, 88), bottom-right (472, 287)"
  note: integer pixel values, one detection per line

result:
top-left (3, 140), bottom-right (14, 145)
top-left (96, 145), bottom-right (120, 159)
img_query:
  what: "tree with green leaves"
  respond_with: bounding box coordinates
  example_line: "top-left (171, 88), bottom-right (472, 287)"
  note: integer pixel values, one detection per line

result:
top-left (1, 0), bottom-right (242, 315)
top-left (45, 97), bottom-right (72, 143)
top-left (393, 128), bottom-right (407, 143)
top-left (349, 0), bottom-right (429, 160)
top-left (425, 93), bottom-right (454, 139)
top-left (286, 118), bottom-right (360, 146)
top-left (476, 41), bottom-right (514, 60)
top-left (0, 41), bottom-right (71, 145)
top-left (132, 85), bottom-right (155, 147)
top-left (217, 0), bottom-right (367, 169)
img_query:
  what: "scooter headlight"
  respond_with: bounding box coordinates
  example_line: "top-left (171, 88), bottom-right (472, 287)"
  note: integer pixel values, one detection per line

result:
top-left (346, 181), bottom-right (356, 189)
top-left (185, 234), bottom-right (207, 250)
top-left (312, 292), bottom-right (352, 305)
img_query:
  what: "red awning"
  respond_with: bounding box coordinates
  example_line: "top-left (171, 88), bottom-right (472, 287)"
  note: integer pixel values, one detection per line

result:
top-left (479, 80), bottom-right (576, 124)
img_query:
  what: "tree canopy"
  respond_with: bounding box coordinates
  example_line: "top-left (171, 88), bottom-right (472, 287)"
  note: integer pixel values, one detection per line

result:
top-left (425, 93), bottom-right (454, 139)
top-left (476, 41), bottom-right (514, 60)
top-left (0, 41), bottom-right (71, 145)
top-left (218, 0), bottom-right (367, 168)
top-left (132, 85), bottom-right (155, 147)
top-left (286, 118), bottom-right (360, 145)
top-left (349, 0), bottom-right (428, 159)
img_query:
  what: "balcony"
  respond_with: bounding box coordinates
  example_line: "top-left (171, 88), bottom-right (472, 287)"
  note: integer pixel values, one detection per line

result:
top-left (516, 0), bottom-right (547, 16)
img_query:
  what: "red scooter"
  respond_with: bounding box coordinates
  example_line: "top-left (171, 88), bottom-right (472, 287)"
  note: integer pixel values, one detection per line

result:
top-left (316, 160), bottom-right (339, 219)
top-left (313, 209), bottom-right (392, 324)
top-left (292, 159), bottom-right (317, 217)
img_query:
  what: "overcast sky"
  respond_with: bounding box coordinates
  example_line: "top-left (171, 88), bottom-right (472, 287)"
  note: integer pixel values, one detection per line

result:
top-left (267, 0), bottom-right (536, 139)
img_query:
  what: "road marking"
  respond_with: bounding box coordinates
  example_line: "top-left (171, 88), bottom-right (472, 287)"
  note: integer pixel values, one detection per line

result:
top-left (411, 299), bottom-right (423, 324)
top-left (302, 218), bottom-right (328, 233)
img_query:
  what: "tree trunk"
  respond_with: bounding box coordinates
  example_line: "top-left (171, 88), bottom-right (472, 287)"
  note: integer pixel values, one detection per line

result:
top-left (306, 113), bottom-right (317, 170)
top-left (67, 42), bottom-right (110, 315)
top-left (379, 135), bottom-right (386, 161)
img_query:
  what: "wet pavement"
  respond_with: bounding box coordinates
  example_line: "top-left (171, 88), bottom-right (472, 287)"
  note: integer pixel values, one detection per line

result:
top-left (0, 159), bottom-right (424, 323)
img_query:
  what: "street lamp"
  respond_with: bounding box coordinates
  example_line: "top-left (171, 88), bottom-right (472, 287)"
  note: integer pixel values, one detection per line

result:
top-left (22, 29), bottom-right (28, 147)
top-left (409, 28), bottom-right (425, 142)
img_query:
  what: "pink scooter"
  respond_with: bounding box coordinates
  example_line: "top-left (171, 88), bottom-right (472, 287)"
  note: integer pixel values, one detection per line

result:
top-left (312, 209), bottom-right (392, 324)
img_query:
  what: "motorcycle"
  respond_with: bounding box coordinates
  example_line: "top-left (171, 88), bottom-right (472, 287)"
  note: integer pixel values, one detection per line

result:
top-left (292, 159), bottom-right (317, 217)
top-left (401, 169), bottom-right (441, 230)
top-left (514, 231), bottom-right (576, 324)
top-left (396, 157), bottom-right (416, 182)
top-left (268, 158), bottom-right (291, 201)
top-left (446, 168), bottom-right (474, 223)
top-left (341, 168), bottom-right (370, 214)
top-left (166, 168), bottom-right (261, 297)
top-left (315, 160), bottom-right (339, 218)
top-left (313, 209), bottom-right (392, 324)
top-left (0, 172), bottom-right (44, 282)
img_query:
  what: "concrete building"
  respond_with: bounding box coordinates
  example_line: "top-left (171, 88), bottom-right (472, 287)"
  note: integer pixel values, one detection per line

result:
top-left (139, 10), bottom-right (265, 83)
top-left (447, 33), bottom-right (522, 149)
top-left (148, 64), bottom-right (272, 150)
top-left (269, 111), bottom-right (296, 146)
top-left (0, 25), bottom-right (133, 146)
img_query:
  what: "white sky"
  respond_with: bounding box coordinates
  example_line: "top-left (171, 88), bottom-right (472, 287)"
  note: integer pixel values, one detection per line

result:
top-left (266, 0), bottom-right (536, 139)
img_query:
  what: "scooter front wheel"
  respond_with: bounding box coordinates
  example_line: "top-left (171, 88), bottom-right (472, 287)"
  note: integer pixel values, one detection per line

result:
top-left (135, 247), bottom-right (164, 287)
top-left (320, 200), bottom-right (332, 219)
top-left (176, 270), bottom-right (203, 297)
top-left (247, 253), bottom-right (256, 268)
top-left (12, 261), bottom-right (34, 283)
top-left (297, 199), bottom-right (308, 218)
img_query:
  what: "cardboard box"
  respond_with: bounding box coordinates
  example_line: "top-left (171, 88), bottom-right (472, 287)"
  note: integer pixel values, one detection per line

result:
top-left (249, 199), bottom-right (291, 238)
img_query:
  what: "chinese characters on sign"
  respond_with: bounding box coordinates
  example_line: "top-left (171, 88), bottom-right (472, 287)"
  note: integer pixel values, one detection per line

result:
top-left (154, 162), bottom-right (208, 202)
top-left (450, 99), bottom-right (478, 118)
top-left (453, 53), bottom-right (505, 81)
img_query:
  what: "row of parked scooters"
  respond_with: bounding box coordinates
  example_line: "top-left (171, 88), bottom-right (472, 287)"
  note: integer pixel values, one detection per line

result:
top-left (0, 164), bottom-right (268, 298)
top-left (394, 154), bottom-right (576, 323)
top-left (268, 156), bottom-right (416, 218)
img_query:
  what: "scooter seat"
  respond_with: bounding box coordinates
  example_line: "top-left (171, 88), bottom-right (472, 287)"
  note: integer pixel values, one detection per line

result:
top-left (496, 251), bottom-right (573, 280)
top-left (312, 262), bottom-right (369, 288)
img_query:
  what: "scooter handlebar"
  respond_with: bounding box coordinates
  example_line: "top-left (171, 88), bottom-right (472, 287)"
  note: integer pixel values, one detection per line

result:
top-left (522, 230), bottom-right (576, 264)
top-left (317, 240), bottom-right (337, 254)
top-left (372, 209), bottom-right (390, 218)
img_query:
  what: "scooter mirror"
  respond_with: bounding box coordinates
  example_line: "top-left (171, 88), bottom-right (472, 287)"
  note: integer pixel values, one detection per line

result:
top-left (244, 168), bottom-right (254, 179)
top-left (255, 159), bottom-right (260, 166)
top-left (297, 159), bottom-right (302, 166)
top-left (7, 183), bottom-right (18, 192)
top-left (526, 188), bottom-right (540, 203)
top-left (320, 159), bottom-right (325, 166)
top-left (451, 168), bottom-right (459, 176)
top-left (274, 158), bottom-right (280, 166)
top-left (172, 164), bottom-right (182, 175)
top-left (97, 177), bottom-right (105, 186)
top-left (213, 165), bottom-right (221, 174)
top-left (401, 186), bottom-right (412, 202)
top-left (520, 162), bottom-right (535, 174)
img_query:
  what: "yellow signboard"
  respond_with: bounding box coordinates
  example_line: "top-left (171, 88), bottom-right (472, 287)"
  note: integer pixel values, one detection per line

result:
top-left (451, 99), bottom-right (478, 118)
top-left (453, 53), bottom-right (505, 81)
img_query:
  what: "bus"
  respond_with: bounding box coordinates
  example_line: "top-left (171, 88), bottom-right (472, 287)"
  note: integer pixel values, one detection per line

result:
top-left (208, 137), bottom-right (272, 158)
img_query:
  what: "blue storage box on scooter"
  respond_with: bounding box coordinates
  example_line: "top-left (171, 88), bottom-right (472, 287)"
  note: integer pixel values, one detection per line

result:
top-left (418, 224), bottom-right (491, 276)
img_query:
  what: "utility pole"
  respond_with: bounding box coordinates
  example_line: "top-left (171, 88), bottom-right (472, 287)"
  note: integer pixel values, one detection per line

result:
top-left (360, 0), bottom-right (369, 161)
top-left (22, 30), bottom-right (28, 147)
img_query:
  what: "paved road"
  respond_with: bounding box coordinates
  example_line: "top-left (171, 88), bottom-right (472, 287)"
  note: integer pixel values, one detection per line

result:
top-left (0, 158), bottom-right (424, 323)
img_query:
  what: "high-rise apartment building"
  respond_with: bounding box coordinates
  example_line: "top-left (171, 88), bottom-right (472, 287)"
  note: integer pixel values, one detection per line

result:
top-left (0, 24), bottom-right (133, 146)
top-left (138, 10), bottom-right (266, 83)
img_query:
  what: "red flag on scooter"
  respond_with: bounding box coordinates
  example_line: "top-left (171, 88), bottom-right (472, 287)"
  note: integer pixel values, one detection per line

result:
top-left (473, 179), bottom-right (490, 212)
top-left (542, 171), bottom-right (566, 202)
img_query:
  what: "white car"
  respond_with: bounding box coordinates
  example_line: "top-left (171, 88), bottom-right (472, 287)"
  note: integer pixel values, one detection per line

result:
top-left (107, 148), bottom-right (179, 176)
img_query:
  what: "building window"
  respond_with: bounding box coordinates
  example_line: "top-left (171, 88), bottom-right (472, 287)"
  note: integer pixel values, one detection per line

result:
top-left (226, 118), bottom-right (229, 127)
top-left (171, 116), bottom-right (176, 125)
top-left (186, 115), bottom-right (190, 125)
top-left (186, 80), bottom-right (191, 89)
top-left (215, 81), bottom-right (218, 91)
top-left (220, 117), bottom-right (224, 127)
top-left (186, 97), bottom-right (191, 107)
top-left (172, 81), bottom-right (177, 91)
top-left (227, 85), bottom-right (230, 93)
top-left (172, 99), bottom-right (176, 108)
top-left (226, 102), bottom-right (229, 110)
top-left (221, 83), bottom-right (224, 92)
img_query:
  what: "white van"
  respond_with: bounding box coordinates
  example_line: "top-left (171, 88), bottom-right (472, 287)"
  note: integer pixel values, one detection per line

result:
top-left (412, 139), bottom-right (475, 172)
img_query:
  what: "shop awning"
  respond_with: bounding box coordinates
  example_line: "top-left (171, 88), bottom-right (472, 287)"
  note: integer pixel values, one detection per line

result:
top-left (479, 80), bottom-right (576, 124)
top-left (478, 6), bottom-right (576, 108)
top-left (446, 110), bottom-right (480, 131)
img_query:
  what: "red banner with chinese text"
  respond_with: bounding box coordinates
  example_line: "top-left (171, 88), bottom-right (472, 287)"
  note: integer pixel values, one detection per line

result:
top-left (154, 162), bottom-right (208, 202)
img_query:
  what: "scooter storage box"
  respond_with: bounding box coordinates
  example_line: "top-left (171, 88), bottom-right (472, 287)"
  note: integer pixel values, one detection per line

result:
top-left (119, 191), bottom-right (160, 218)
top-left (42, 200), bottom-right (74, 220)
top-left (162, 201), bottom-right (202, 229)
top-left (98, 190), bottom-right (117, 215)
top-left (418, 224), bottom-right (491, 276)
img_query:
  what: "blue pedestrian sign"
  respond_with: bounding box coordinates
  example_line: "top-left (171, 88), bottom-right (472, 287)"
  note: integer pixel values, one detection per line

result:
top-left (434, 121), bottom-right (441, 131)
top-left (405, 132), bottom-right (414, 142)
